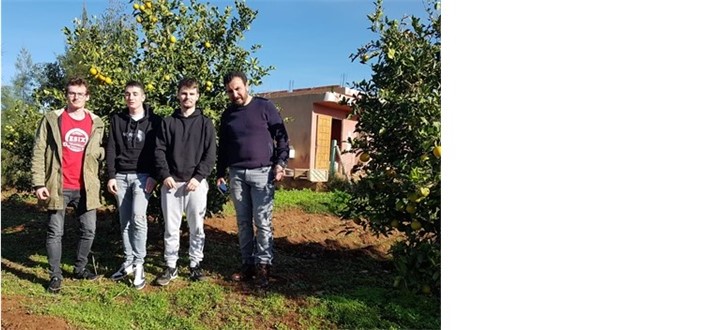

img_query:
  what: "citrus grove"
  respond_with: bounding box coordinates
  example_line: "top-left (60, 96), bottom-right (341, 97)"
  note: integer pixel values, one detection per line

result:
top-left (1, 0), bottom-right (441, 295)
top-left (342, 0), bottom-right (441, 294)
top-left (26, 0), bottom-right (273, 215)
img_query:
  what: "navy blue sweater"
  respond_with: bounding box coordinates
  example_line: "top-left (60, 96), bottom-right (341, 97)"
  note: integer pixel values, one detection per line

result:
top-left (216, 97), bottom-right (289, 178)
top-left (155, 108), bottom-right (217, 182)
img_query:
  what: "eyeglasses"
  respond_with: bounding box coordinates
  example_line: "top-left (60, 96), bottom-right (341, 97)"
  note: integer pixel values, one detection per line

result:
top-left (67, 92), bottom-right (87, 97)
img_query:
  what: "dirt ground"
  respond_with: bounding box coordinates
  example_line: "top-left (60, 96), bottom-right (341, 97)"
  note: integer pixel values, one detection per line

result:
top-left (1, 207), bottom-right (401, 329)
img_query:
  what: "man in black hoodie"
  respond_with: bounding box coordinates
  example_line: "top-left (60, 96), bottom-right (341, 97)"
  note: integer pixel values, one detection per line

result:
top-left (106, 81), bottom-right (161, 290)
top-left (154, 77), bottom-right (217, 286)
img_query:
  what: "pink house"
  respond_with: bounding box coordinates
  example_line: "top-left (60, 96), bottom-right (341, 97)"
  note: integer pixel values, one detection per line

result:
top-left (259, 85), bottom-right (360, 182)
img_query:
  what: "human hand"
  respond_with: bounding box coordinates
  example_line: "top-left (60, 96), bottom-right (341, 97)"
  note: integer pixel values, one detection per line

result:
top-left (35, 187), bottom-right (49, 200)
top-left (216, 177), bottom-right (228, 193)
top-left (163, 177), bottom-right (177, 189)
top-left (186, 178), bottom-right (200, 192)
top-left (145, 177), bottom-right (157, 194)
top-left (107, 178), bottom-right (118, 195)
top-left (274, 165), bottom-right (284, 182)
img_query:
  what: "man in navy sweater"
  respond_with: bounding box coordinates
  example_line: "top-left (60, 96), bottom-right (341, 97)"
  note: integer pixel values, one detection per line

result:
top-left (216, 71), bottom-right (289, 288)
top-left (155, 78), bottom-right (217, 286)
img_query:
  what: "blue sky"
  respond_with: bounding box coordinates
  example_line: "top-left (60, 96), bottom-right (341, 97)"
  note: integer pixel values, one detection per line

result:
top-left (1, 0), bottom-right (431, 92)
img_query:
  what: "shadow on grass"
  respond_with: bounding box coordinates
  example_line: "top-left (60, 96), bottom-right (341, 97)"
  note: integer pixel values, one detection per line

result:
top-left (0, 192), bottom-right (128, 282)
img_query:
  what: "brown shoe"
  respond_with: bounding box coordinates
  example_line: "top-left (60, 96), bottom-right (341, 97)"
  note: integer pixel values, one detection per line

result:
top-left (256, 264), bottom-right (270, 288)
top-left (231, 263), bottom-right (255, 282)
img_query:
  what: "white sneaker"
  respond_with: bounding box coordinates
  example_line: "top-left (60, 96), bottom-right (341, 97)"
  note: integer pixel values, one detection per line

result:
top-left (133, 265), bottom-right (145, 290)
top-left (110, 264), bottom-right (135, 281)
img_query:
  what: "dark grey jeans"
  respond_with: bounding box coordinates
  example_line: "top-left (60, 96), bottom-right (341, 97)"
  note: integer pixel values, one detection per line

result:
top-left (46, 189), bottom-right (96, 279)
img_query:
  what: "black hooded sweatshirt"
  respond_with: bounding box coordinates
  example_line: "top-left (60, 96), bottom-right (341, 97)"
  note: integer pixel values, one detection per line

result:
top-left (106, 104), bottom-right (162, 178)
top-left (154, 108), bottom-right (217, 182)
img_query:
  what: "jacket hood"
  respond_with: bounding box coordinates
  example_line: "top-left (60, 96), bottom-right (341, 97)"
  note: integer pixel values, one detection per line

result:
top-left (119, 104), bottom-right (156, 148)
top-left (172, 107), bottom-right (204, 119)
top-left (119, 103), bottom-right (154, 122)
top-left (51, 107), bottom-right (101, 121)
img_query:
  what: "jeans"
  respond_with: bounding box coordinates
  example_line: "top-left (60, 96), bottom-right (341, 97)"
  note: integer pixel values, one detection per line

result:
top-left (229, 166), bottom-right (275, 265)
top-left (161, 179), bottom-right (208, 268)
top-left (114, 173), bottom-right (150, 268)
top-left (47, 189), bottom-right (96, 279)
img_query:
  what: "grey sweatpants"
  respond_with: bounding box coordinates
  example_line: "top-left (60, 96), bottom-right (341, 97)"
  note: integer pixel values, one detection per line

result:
top-left (160, 180), bottom-right (208, 268)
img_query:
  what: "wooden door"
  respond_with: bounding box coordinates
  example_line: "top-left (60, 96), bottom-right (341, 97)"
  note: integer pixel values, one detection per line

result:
top-left (314, 114), bottom-right (331, 170)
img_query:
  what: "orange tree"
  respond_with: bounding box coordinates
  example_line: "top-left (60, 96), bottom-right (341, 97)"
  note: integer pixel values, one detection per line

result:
top-left (1, 49), bottom-right (44, 191)
top-left (342, 0), bottom-right (441, 294)
top-left (36, 0), bottom-right (273, 216)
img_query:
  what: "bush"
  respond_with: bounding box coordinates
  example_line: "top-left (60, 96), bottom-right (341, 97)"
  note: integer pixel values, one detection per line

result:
top-left (342, 0), bottom-right (441, 294)
top-left (1, 100), bottom-right (42, 192)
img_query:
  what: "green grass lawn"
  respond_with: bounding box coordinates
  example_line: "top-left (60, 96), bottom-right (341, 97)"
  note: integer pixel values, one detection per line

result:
top-left (1, 190), bottom-right (440, 329)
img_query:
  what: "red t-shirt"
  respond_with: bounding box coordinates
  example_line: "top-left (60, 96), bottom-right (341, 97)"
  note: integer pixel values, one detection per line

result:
top-left (61, 110), bottom-right (92, 190)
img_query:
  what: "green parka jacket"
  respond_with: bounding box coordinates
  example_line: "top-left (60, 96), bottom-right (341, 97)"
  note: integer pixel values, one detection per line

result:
top-left (31, 108), bottom-right (105, 210)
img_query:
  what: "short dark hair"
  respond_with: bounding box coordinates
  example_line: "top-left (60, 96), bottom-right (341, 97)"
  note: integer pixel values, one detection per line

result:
top-left (223, 71), bottom-right (248, 86)
top-left (67, 77), bottom-right (89, 94)
top-left (125, 80), bottom-right (145, 92)
top-left (177, 77), bottom-right (199, 93)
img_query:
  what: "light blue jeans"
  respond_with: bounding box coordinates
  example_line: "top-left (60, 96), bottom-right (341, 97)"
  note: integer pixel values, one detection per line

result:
top-left (114, 173), bottom-right (150, 268)
top-left (229, 166), bottom-right (275, 265)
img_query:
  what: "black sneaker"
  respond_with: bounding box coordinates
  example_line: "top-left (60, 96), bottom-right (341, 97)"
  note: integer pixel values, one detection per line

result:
top-left (110, 264), bottom-right (134, 281)
top-left (156, 267), bottom-right (178, 286)
top-left (256, 264), bottom-right (270, 288)
top-left (231, 263), bottom-right (255, 282)
top-left (74, 269), bottom-right (98, 281)
top-left (189, 264), bottom-right (205, 282)
top-left (47, 276), bottom-right (62, 293)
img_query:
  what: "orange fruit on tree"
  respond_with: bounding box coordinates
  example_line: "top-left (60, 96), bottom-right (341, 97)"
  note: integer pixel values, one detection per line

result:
top-left (432, 145), bottom-right (441, 158)
top-left (359, 152), bottom-right (370, 162)
top-left (422, 285), bottom-right (431, 294)
top-left (406, 203), bottom-right (417, 214)
top-left (410, 220), bottom-right (422, 231)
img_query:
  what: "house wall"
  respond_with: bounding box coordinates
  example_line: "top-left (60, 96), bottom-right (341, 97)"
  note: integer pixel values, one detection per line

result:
top-left (263, 86), bottom-right (360, 180)
top-left (268, 93), bottom-right (324, 170)
top-left (314, 105), bottom-right (359, 177)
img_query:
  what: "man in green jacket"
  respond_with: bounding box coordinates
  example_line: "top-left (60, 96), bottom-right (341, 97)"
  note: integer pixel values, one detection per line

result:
top-left (31, 77), bottom-right (105, 293)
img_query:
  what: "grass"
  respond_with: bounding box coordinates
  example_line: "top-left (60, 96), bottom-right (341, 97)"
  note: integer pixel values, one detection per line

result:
top-left (274, 188), bottom-right (341, 214)
top-left (221, 188), bottom-right (345, 215)
top-left (1, 190), bottom-right (440, 329)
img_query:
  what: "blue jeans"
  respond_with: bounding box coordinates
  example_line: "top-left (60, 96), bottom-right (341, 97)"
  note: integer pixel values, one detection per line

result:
top-left (229, 166), bottom-right (275, 265)
top-left (114, 173), bottom-right (150, 267)
top-left (47, 189), bottom-right (96, 279)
